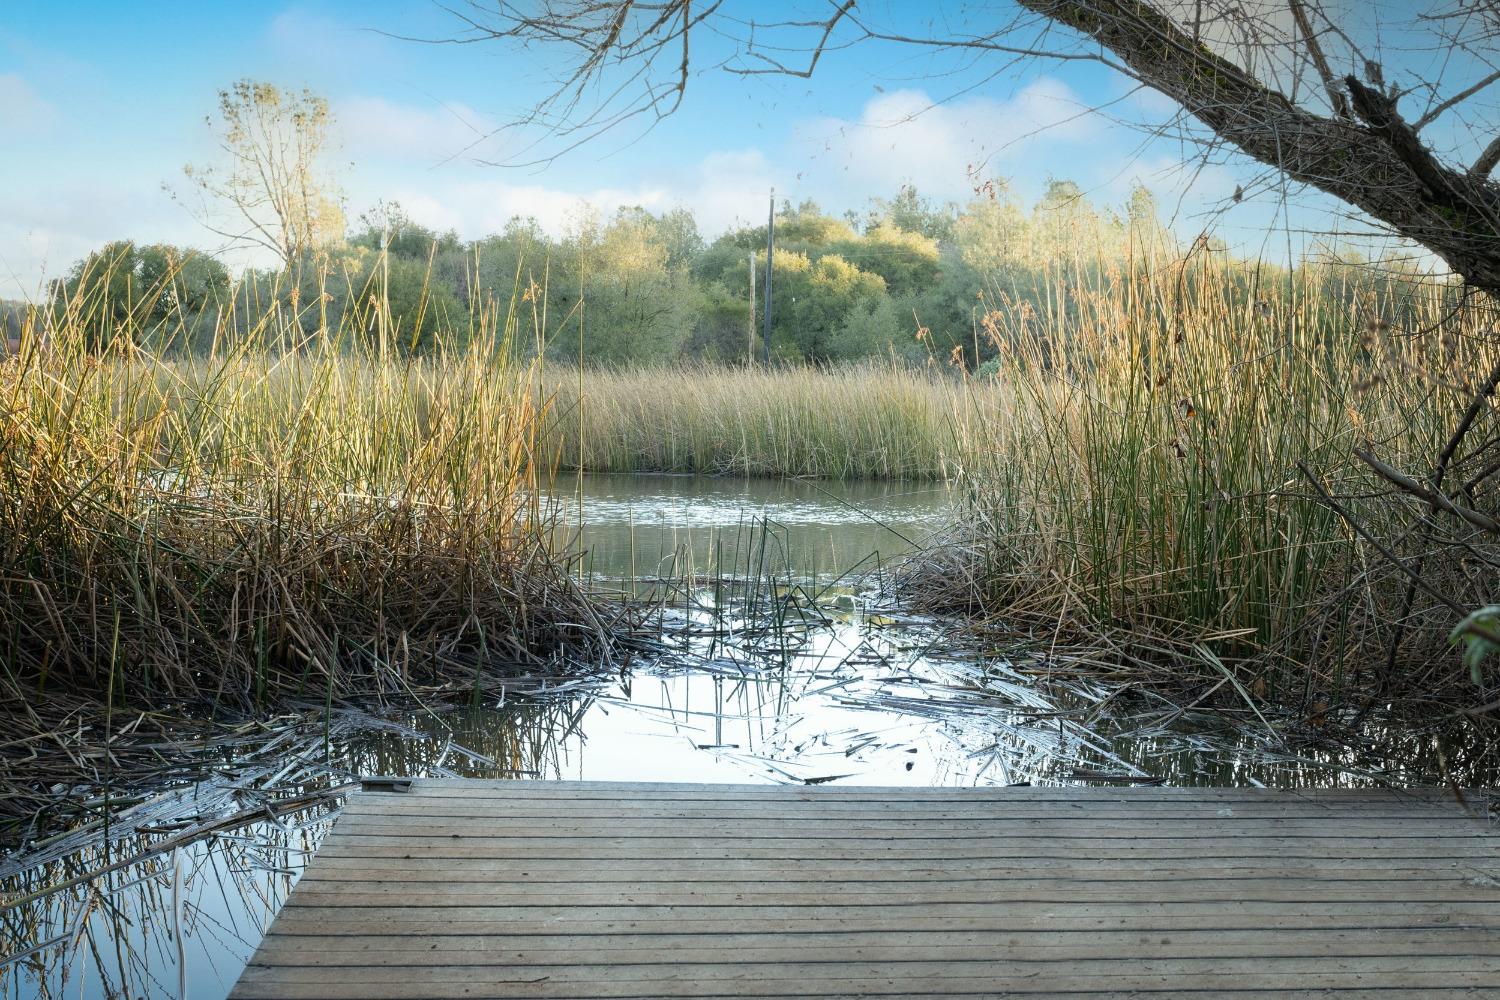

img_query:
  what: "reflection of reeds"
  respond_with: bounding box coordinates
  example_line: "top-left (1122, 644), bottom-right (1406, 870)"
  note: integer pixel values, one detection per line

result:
top-left (0, 259), bottom-right (616, 713)
top-left (1, 694), bottom-right (583, 997)
top-left (345, 697), bottom-right (592, 782)
top-left (2, 814), bottom-right (321, 1000)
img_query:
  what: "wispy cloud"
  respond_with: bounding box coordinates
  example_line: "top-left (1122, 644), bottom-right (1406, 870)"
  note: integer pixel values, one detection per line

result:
top-left (267, 7), bottom-right (397, 71)
top-left (0, 175), bottom-right (212, 299)
top-left (789, 80), bottom-right (1103, 203)
top-left (337, 96), bottom-right (500, 164)
top-left (0, 73), bottom-right (55, 132)
top-left (355, 147), bottom-right (777, 241)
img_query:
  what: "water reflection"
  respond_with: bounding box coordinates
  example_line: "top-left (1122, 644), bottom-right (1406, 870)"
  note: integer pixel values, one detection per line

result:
top-left (4, 818), bottom-right (320, 1000)
top-left (2, 699), bottom-right (585, 1000)
top-left (3, 472), bottom-right (1496, 1000)
top-left (6, 612), bottom-right (1493, 998)
top-left (551, 472), bottom-right (948, 586)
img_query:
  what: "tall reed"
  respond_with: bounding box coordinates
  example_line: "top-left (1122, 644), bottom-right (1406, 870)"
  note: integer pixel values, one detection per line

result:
top-left (0, 256), bottom-right (608, 710)
top-left (935, 250), bottom-right (1500, 708)
top-left (543, 362), bottom-right (969, 479)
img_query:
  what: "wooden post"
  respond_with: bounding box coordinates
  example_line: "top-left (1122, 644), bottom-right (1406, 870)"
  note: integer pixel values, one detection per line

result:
top-left (747, 253), bottom-right (756, 367)
top-left (763, 188), bottom-right (774, 366)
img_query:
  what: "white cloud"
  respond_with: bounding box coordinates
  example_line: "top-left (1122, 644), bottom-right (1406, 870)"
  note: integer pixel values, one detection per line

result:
top-left (337, 96), bottom-right (500, 164)
top-left (331, 81), bottom-right (1123, 252)
top-left (367, 180), bottom-right (658, 239)
top-left (347, 147), bottom-right (776, 242)
top-left (267, 8), bottom-right (394, 70)
top-left (788, 80), bottom-right (1102, 203)
top-left (0, 163), bottom-right (281, 300)
top-left (0, 74), bottom-right (54, 132)
top-left (312, 76), bottom-right (1242, 258)
top-left (675, 149), bottom-right (776, 234)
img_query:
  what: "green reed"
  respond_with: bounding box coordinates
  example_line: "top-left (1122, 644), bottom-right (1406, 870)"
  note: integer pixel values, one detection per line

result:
top-left (942, 250), bottom-right (1498, 707)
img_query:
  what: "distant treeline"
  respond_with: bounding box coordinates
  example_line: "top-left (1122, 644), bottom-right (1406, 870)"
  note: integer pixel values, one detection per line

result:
top-left (42, 183), bottom-right (1450, 365)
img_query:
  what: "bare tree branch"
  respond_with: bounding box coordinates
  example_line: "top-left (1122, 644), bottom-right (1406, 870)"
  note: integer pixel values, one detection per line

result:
top-left (728, 0), bottom-right (855, 77)
top-left (437, 1), bottom-right (1500, 294)
top-left (1286, 0), bottom-right (1349, 120)
top-left (1415, 67), bottom-right (1500, 130)
top-left (1355, 447), bottom-right (1500, 535)
top-left (1017, 0), bottom-right (1500, 294)
top-left (1474, 135), bottom-right (1500, 180)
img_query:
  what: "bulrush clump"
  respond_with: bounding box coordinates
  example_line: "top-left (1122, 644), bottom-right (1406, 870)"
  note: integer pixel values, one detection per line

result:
top-left (0, 262), bottom-right (619, 713)
top-left (919, 249), bottom-right (1500, 714)
top-left (543, 361), bottom-right (968, 480)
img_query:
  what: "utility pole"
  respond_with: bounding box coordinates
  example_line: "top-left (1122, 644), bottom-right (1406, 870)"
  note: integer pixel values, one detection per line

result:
top-left (747, 253), bottom-right (756, 367)
top-left (763, 188), bottom-right (775, 365)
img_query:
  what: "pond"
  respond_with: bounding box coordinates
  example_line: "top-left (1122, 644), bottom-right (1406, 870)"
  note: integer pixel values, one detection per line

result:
top-left (550, 471), bottom-right (945, 583)
top-left (2, 473), bottom-right (1495, 999)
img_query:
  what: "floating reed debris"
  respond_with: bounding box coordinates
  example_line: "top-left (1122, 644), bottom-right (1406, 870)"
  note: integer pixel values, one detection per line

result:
top-left (0, 689), bottom-right (593, 1000)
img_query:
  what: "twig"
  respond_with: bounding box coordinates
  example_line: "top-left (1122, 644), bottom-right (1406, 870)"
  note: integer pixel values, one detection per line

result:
top-left (1295, 461), bottom-right (1464, 614)
top-left (1355, 447), bottom-right (1500, 534)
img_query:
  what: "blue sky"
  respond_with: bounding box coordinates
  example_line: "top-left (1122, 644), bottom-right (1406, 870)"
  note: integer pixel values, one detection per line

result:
top-left (0, 1), bottom-right (1462, 297)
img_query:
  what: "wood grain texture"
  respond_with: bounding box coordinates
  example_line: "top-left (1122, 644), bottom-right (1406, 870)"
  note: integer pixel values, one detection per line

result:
top-left (231, 780), bottom-right (1500, 999)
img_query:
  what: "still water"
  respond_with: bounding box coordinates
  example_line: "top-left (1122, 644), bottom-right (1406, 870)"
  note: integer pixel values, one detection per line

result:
top-left (2, 473), bottom-right (1494, 999)
top-left (552, 471), bottom-right (946, 583)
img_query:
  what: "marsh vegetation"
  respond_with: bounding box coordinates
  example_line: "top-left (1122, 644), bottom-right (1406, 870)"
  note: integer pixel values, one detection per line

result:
top-left (6, 237), bottom-right (1500, 994)
top-left (9, 0), bottom-right (1500, 992)
top-left (0, 280), bottom-right (618, 716)
top-left (5, 183), bottom-right (1498, 734)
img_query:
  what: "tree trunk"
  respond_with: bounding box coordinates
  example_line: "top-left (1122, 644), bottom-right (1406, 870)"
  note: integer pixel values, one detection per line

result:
top-left (1020, 0), bottom-right (1500, 295)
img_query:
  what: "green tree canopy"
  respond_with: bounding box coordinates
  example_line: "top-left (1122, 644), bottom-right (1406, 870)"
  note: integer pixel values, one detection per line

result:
top-left (53, 242), bottom-right (231, 349)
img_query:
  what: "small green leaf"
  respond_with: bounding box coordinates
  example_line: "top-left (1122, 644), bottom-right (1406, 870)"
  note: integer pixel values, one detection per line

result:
top-left (1449, 606), bottom-right (1500, 685)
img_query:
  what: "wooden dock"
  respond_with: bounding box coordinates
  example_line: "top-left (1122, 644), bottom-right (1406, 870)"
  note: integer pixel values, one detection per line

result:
top-left (232, 780), bottom-right (1500, 998)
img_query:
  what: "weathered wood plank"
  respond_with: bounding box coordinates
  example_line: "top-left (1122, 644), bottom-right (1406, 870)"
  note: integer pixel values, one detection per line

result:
top-left (261, 910), bottom-right (1500, 936)
top-left (297, 862), bottom-right (1497, 883)
top-left (339, 804), bottom-right (1476, 821)
top-left (312, 838), bottom-right (1499, 859)
top-left (231, 780), bottom-right (1500, 1000)
top-left (235, 953), bottom-right (1500, 980)
top-left (249, 928), bottom-right (1500, 963)
top-left (382, 783), bottom-right (1488, 807)
top-left (331, 816), bottom-right (1485, 836)
top-left (228, 990), bottom-right (1500, 1000)
top-left (273, 902), bottom-right (1500, 925)
top-left (284, 869), bottom-right (1500, 901)
top-left (231, 957), bottom-right (1500, 998)
top-left (298, 851), bottom-right (1482, 875)
top-left (401, 779), bottom-right (1472, 795)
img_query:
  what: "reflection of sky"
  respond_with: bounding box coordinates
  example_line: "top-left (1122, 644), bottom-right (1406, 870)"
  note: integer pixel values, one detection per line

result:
top-left (553, 616), bottom-right (1100, 789)
top-left (4, 822), bottom-right (321, 1000)
top-left (534, 474), bottom-right (1094, 788)
top-left (547, 472), bottom-right (951, 583)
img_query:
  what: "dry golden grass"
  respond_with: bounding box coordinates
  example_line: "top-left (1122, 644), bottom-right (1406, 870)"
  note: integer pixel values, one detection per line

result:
top-left (0, 273), bottom-right (615, 711)
top-left (927, 255), bottom-right (1500, 709)
top-left (543, 362), bottom-right (972, 479)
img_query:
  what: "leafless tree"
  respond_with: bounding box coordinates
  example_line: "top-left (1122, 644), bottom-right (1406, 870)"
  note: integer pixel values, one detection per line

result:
top-left (174, 80), bottom-right (346, 269)
top-left (427, 0), bottom-right (1499, 295)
